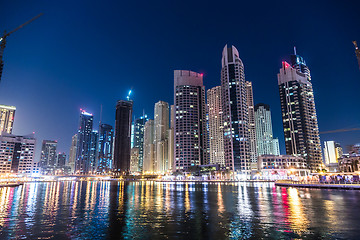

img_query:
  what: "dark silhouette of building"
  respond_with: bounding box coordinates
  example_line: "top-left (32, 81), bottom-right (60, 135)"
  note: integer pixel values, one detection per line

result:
top-left (113, 100), bottom-right (133, 175)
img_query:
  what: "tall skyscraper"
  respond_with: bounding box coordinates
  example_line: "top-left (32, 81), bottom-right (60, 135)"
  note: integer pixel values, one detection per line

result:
top-left (174, 70), bottom-right (207, 172)
top-left (0, 104), bottom-right (16, 134)
top-left (113, 100), bottom-right (133, 175)
top-left (75, 110), bottom-right (93, 174)
top-left (89, 130), bottom-right (98, 173)
top-left (207, 86), bottom-right (225, 167)
top-left (133, 115), bottom-right (148, 172)
top-left (40, 140), bottom-right (57, 169)
top-left (278, 50), bottom-right (322, 171)
top-left (0, 133), bottom-right (35, 175)
top-left (254, 103), bottom-right (280, 156)
top-left (143, 119), bottom-right (155, 173)
top-left (154, 101), bottom-right (169, 173)
top-left (68, 134), bottom-right (77, 173)
top-left (97, 123), bottom-right (113, 174)
top-left (246, 81), bottom-right (257, 170)
top-left (168, 105), bottom-right (175, 172)
top-left (221, 45), bottom-right (250, 174)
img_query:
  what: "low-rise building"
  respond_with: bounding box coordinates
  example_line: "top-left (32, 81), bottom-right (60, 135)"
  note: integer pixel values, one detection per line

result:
top-left (338, 156), bottom-right (360, 172)
top-left (257, 155), bottom-right (309, 180)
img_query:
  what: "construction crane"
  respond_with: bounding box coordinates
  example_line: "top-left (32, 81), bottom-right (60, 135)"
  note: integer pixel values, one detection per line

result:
top-left (320, 128), bottom-right (360, 135)
top-left (353, 41), bottom-right (360, 70)
top-left (0, 13), bottom-right (43, 85)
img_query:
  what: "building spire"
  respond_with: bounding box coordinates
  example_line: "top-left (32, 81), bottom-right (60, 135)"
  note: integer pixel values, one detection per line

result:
top-left (294, 46), bottom-right (297, 55)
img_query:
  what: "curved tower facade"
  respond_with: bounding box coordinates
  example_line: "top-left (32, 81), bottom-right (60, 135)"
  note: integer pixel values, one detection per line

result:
top-left (220, 45), bottom-right (250, 175)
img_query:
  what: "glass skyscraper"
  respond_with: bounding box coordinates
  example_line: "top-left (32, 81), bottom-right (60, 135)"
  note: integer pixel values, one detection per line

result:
top-left (277, 51), bottom-right (322, 171)
top-left (75, 110), bottom-right (93, 174)
top-left (97, 123), bottom-right (113, 174)
top-left (133, 115), bottom-right (148, 172)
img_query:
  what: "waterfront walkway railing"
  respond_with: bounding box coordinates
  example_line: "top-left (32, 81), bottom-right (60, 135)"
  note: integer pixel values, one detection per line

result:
top-left (276, 180), bottom-right (360, 185)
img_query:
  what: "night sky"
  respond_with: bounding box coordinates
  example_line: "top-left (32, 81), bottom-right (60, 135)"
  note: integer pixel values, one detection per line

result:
top-left (1, 0), bottom-right (359, 160)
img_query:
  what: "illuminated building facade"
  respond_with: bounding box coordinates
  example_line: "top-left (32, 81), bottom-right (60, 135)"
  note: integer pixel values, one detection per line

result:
top-left (174, 70), bottom-right (207, 172)
top-left (114, 100), bottom-right (133, 175)
top-left (154, 101), bottom-right (169, 173)
top-left (75, 110), bottom-right (93, 174)
top-left (143, 119), bottom-right (155, 173)
top-left (97, 124), bottom-right (113, 174)
top-left (40, 140), bottom-right (57, 172)
top-left (0, 133), bottom-right (35, 175)
top-left (221, 45), bottom-right (250, 174)
top-left (0, 104), bottom-right (16, 134)
top-left (89, 130), bottom-right (98, 173)
top-left (68, 134), bottom-right (77, 173)
top-left (207, 86), bottom-right (225, 167)
top-left (324, 141), bottom-right (342, 172)
top-left (130, 147), bottom-right (139, 173)
top-left (254, 103), bottom-right (280, 156)
top-left (133, 115), bottom-right (148, 172)
top-left (278, 51), bottom-right (322, 171)
top-left (246, 81), bottom-right (257, 170)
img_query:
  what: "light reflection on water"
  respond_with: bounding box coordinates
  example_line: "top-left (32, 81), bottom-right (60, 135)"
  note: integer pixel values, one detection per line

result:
top-left (0, 181), bottom-right (359, 239)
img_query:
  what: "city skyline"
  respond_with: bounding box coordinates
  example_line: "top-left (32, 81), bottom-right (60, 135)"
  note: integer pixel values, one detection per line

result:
top-left (0, 1), bottom-right (359, 159)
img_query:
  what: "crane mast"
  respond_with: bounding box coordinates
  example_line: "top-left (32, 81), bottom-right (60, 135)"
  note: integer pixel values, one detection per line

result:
top-left (353, 41), bottom-right (360, 70)
top-left (0, 13), bottom-right (43, 85)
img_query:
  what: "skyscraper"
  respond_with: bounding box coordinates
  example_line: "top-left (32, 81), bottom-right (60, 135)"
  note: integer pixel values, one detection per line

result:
top-left (143, 119), bottom-right (155, 173)
top-left (174, 70), bottom-right (207, 172)
top-left (221, 45), bottom-right (250, 175)
top-left (0, 133), bottom-right (35, 175)
top-left (40, 140), bottom-right (57, 171)
top-left (278, 50), bottom-right (322, 171)
top-left (113, 100), bottom-right (133, 175)
top-left (246, 81), bottom-right (257, 170)
top-left (75, 110), bottom-right (93, 174)
top-left (133, 115), bottom-right (148, 172)
top-left (89, 130), bottom-right (98, 173)
top-left (254, 103), bottom-right (280, 156)
top-left (154, 101), bottom-right (169, 173)
top-left (97, 123), bottom-right (113, 174)
top-left (68, 134), bottom-right (77, 173)
top-left (0, 104), bottom-right (15, 134)
top-left (207, 86), bottom-right (225, 167)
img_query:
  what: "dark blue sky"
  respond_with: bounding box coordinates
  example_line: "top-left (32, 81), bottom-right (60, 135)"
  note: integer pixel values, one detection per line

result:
top-left (1, 0), bottom-right (359, 160)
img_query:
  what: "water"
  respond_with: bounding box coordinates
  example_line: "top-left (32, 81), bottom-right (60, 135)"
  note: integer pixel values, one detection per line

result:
top-left (0, 181), bottom-right (359, 239)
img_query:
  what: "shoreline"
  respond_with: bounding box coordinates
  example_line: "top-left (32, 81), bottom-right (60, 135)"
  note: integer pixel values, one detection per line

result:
top-left (275, 181), bottom-right (360, 190)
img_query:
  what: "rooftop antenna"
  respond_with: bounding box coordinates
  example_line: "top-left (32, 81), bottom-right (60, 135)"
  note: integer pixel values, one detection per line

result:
top-left (293, 46), bottom-right (297, 55)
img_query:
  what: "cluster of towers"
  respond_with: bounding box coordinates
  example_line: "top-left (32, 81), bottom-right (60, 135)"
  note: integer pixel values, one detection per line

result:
top-left (11, 44), bottom-right (324, 176)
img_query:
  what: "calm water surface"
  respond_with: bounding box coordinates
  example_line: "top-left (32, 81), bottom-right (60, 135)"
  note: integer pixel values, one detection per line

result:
top-left (0, 181), bottom-right (359, 239)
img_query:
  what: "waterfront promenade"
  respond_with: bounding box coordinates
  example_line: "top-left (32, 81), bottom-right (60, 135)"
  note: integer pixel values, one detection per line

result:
top-left (275, 180), bottom-right (360, 190)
